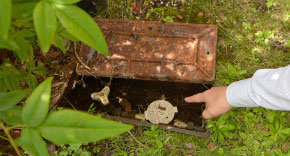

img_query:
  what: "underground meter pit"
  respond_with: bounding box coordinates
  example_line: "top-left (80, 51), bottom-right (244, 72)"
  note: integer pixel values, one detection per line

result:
top-left (58, 76), bottom-right (211, 132)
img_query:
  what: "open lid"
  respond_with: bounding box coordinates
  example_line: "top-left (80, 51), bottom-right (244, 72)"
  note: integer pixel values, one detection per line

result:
top-left (77, 19), bottom-right (217, 83)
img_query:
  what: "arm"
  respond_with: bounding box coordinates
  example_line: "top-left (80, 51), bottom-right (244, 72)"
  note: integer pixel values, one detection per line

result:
top-left (185, 65), bottom-right (290, 119)
top-left (227, 65), bottom-right (290, 110)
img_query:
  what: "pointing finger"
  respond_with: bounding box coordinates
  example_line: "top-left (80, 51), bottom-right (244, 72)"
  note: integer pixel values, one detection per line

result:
top-left (184, 93), bottom-right (205, 103)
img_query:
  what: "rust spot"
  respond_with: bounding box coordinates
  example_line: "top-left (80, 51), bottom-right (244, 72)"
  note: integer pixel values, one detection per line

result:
top-left (77, 19), bottom-right (217, 83)
top-left (158, 106), bottom-right (166, 110)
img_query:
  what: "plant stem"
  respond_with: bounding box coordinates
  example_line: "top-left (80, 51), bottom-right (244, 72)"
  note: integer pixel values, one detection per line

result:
top-left (0, 119), bottom-right (22, 156)
top-left (7, 125), bottom-right (26, 130)
top-left (0, 135), bottom-right (9, 141)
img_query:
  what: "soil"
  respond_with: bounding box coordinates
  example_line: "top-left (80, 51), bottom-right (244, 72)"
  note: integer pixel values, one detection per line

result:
top-left (58, 76), bottom-right (211, 127)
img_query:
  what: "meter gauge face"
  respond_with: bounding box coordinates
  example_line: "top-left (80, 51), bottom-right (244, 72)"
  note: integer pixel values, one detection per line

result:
top-left (145, 100), bottom-right (178, 124)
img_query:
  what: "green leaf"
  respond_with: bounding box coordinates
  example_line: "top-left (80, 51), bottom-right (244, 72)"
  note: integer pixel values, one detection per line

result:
top-left (33, 1), bottom-right (57, 52)
top-left (22, 77), bottom-right (52, 127)
top-left (52, 4), bottom-right (108, 55)
top-left (4, 74), bottom-right (21, 90)
top-left (32, 65), bottom-right (46, 76)
top-left (13, 17), bottom-right (33, 28)
top-left (0, 70), bottom-right (8, 78)
top-left (49, 0), bottom-right (81, 4)
top-left (0, 80), bottom-right (8, 92)
top-left (0, 61), bottom-right (22, 90)
top-left (218, 132), bottom-right (225, 144)
top-left (27, 73), bottom-right (37, 89)
top-left (59, 30), bottom-right (79, 41)
top-left (0, 35), bottom-right (19, 51)
top-left (280, 128), bottom-right (290, 135)
top-left (16, 128), bottom-right (49, 156)
top-left (14, 33), bottom-right (30, 64)
top-left (52, 34), bottom-right (66, 53)
top-left (0, 106), bottom-right (23, 125)
top-left (39, 110), bottom-right (133, 144)
top-left (255, 31), bottom-right (264, 38)
top-left (0, 90), bottom-right (28, 111)
top-left (26, 59), bottom-right (36, 72)
top-left (261, 139), bottom-right (275, 147)
top-left (18, 29), bottom-right (35, 38)
top-left (0, 0), bottom-right (12, 38)
top-left (267, 111), bottom-right (275, 123)
top-left (12, 0), bottom-right (40, 3)
top-left (218, 124), bottom-right (236, 132)
top-left (12, 2), bottom-right (37, 19)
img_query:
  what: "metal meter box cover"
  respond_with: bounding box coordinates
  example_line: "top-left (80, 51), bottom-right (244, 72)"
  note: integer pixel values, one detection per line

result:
top-left (77, 19), bottom-right (217, 83)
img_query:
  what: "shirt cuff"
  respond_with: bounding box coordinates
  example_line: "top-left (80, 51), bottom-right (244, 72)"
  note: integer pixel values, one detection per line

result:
top-left (226, 78), bottom-right (258, 107)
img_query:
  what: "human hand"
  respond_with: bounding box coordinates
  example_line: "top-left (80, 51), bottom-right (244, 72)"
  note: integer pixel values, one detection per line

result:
top-left (184, 87), bottom-right (233, 119)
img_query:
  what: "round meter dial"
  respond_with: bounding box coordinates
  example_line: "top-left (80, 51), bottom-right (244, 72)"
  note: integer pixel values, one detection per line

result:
top-left (144, 100), bottom-right (178, 124)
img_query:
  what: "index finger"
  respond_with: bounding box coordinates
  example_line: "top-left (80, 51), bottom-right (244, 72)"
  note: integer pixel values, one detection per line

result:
top-left (184, 93), bottom-right (205, 103)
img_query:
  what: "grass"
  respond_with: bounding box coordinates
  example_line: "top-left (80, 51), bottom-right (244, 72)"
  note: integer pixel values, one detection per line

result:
top-left (56, 0), bottom-right (290, 155)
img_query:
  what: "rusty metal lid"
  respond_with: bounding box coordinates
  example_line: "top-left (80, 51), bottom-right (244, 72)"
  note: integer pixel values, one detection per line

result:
top-left (77, 19), bottom-right (217, 83)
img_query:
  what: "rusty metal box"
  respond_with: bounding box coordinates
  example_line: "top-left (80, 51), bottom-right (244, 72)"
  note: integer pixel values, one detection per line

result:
top-left (77, 19), bottom-right (217, 83)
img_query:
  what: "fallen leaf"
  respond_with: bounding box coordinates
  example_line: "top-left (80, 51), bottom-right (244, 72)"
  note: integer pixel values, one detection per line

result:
top-left (176, 14), bottom-right (183, 20)
top-left (184, 143), bottom-right (194, 149)
top-left (198, 12), bottom-right (204, 17)
top-left (47, 51), bottom-right (60, 58)
top-left (207, 142), bottom-right (216, 151)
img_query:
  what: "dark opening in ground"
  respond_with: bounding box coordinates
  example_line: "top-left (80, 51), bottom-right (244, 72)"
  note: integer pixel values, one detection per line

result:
top-left (58, 76), bottom-right (211, 127)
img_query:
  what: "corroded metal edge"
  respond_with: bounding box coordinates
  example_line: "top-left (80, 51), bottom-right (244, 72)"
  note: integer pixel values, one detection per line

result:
top-left (103, 115), bottom-right (211, 138)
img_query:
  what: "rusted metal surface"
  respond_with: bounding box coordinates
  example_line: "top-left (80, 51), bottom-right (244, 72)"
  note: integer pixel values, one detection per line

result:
top-left (77, 19), bottom-right (217, 83)
top-left (104, 115), bottom-right (210, 138)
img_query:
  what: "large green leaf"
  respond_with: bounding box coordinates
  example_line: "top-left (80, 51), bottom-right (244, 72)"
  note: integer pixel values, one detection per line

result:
top-left (0, 0), bottom-right (11, 38)
top-left (49, 0), bottom-right (81, 4)
top-left (39, 110), bottom-right (133, 144)
top-left (0, 90), bottom-right (28, 111)
top-left (33, 1), bottom-right (57, 53)
top-left (0, 106), bottom-right (23, 125)
top-left (52, 4), bottom-right (108, 55)
top-left (0, 35), bottom-right (19, 51)
top-left (16, 128), bottom-right (49, 156)
top-left (22, 77), bottom-right (52, 127)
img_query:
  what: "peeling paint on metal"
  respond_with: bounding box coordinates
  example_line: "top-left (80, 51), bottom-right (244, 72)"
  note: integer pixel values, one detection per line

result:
top-left (77, 19), bottom-right (217, 83)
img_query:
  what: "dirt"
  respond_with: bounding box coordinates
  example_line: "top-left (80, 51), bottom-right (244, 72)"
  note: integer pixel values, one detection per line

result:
top-left (58, 76), bottom-right (211, 127)
top-left (0, 131), bottom-right (18, 155)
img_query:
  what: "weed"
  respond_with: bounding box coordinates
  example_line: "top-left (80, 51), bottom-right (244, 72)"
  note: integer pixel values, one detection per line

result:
top-left (53, 144), bottom-right (91, 156)
top-left (87, 103), bottom-right (97, 114)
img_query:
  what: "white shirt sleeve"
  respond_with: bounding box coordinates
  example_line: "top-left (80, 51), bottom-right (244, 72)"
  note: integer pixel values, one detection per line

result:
top-left (226, 65), bottom-right (290, 110)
